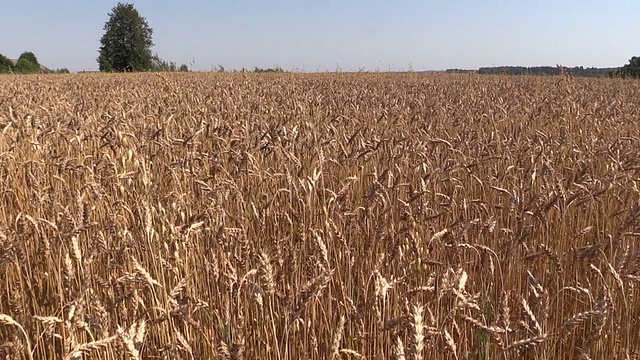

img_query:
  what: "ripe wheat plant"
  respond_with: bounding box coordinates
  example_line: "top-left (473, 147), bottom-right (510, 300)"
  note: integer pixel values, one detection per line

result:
top-left (0, 71), bottom-right (639, 359)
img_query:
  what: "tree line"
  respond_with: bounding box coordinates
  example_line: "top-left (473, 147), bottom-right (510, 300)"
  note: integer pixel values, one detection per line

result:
top-left (446, 66), bottom-right (618, 77)
top-left (446, 60), bottom-right (640, 78)
top-left (0, 52), bottom-right (69, 74)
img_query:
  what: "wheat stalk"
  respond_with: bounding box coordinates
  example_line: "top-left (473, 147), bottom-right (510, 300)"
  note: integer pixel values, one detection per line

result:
top-left (0, 314), bottom-right (33, 360)
top-left (329, 315), bottom-right (346, 359)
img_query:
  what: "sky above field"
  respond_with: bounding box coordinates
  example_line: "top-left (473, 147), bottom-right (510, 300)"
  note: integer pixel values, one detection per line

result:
top-left (2, 0), bottom-right (639, 72)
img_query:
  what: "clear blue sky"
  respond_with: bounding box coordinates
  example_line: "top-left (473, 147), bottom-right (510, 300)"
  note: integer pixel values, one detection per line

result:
top-left (2, 1), bottom-right (639, 72)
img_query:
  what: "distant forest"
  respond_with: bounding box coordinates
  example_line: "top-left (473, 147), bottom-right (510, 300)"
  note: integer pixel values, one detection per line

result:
top-left (446, 66), bottom-right (618, 77)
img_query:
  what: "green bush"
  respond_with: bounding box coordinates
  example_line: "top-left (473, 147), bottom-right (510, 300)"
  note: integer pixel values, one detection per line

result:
top-left (18, 52), bottom-right (39, 66)
top-left (0, 54), bottom-right (13, 73)
top-left (14, 58), bottom-right (40, 74)
top-left (253, 66), bottom-right (286, 73)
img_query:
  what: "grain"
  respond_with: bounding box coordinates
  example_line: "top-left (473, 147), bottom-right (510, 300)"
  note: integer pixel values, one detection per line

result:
top-left (0, 72), bottom-right (638, 359)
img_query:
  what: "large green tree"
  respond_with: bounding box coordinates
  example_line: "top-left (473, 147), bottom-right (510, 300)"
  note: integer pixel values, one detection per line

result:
top-left (97, 2), bottom-right (154, 72)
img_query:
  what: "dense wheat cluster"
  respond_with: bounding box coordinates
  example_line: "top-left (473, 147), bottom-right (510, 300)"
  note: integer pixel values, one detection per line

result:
top-left (0, 72), bottom-right (639, 359)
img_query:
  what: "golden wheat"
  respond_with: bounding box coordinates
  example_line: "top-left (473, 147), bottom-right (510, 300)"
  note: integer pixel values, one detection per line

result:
top-left (0, 72), bottom-right (638, 359)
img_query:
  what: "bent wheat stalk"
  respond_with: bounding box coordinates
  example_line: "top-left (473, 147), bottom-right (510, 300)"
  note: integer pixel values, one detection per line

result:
top-left (0, 314), bottom-right (33, 360)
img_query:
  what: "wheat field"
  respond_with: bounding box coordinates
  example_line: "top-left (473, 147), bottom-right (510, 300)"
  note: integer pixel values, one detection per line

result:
top-left (0, 72), bottom-right (639, 359)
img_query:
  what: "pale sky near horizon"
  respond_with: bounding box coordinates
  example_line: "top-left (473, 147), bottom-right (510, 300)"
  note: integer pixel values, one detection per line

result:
top-left (1, 1), bottom-right (638, 72)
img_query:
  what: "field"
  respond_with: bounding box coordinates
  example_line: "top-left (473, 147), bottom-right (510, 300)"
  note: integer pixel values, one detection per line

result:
top-left (0, 72), bottom-right (639, 359)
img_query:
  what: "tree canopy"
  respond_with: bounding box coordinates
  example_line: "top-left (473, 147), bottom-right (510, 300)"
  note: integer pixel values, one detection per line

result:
top-left (97, 2), bottom-right (154, 72)
top-left (18, 52), bottom-right (39, 66)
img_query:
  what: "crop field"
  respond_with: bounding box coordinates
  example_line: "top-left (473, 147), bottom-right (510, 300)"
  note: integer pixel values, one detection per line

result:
top-left (0, 72), bottom-right (639, 359)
